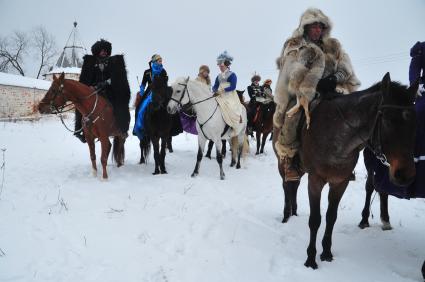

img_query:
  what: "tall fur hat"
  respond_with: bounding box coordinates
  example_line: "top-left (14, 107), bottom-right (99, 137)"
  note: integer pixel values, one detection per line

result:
top-left (292, 8), bottom-right (333, 39)
top-left (91, 39), bottom-right (112, 57)
top-left (217, 51), bottom-right (233, 66)
top-left (251, 74), bottom-right (261, 83)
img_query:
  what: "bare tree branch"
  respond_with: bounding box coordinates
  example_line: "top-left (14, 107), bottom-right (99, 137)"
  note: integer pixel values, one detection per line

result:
top-left (32, 26), bottom-right (58, 79)
top-left (0, 31), bottom-right (28, 76)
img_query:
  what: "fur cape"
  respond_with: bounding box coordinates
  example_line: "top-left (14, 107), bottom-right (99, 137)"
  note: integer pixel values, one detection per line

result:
top-left (274, 8), bottom-right (360, 109)
top-left (79, 54), bottom-right (131, 132)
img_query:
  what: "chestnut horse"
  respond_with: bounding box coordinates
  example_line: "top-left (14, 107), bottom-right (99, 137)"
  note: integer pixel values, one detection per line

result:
top-left (38, 73), bottom-right (126, 179)
top-left (273, 73), bottom-right (418, 269)
top-left (253, 101), bottom-right (275, 155)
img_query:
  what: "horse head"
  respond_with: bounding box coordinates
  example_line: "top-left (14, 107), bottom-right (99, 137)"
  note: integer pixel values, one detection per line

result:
top-left (38, 73), bottom-right (67, 114)
top-left (377, 72), bottom-right (418, 186)
top-left (151, 75), bottom-right (171, 111)
top-left (167, 77), bottom-right (190, 114)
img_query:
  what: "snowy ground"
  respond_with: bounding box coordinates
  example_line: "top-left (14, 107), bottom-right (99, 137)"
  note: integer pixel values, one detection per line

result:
top-left (0, 115), bottom-right (424, 282)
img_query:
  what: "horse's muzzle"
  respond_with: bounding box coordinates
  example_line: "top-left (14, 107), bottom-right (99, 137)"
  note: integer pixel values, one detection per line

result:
top-left (389, 163), bottom-right (416, 186)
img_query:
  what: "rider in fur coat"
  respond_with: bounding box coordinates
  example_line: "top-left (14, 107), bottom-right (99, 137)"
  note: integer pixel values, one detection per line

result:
top-left (273, 8), bottom-right (360, 181)
top-left (74, 39), bottom-right (131, 143)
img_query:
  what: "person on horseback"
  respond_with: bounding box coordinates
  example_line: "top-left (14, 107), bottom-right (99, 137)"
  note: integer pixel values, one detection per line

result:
top-left (274, 8), bottom-right (360, 181)
top-left (196, 64), bottom-right (211, 87)
top-left (212, 51), bottom-right (243, 135)
top-left (247, 74), bottom-right (264, 134)
top-left (133, 54), bottom-right (168, 138)
top-left (262, 79), bottom-right (273, 100)
top-left (74, 39), bottom-right (131, 143)
top-left (409, 41), bottom-right (425, 93)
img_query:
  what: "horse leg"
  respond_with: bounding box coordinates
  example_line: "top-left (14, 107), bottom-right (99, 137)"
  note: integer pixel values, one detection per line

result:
top-left (260, 132), bottom-right (268, 154)
top-left (160, 137), bottom-right (167, 174)
top-left (359, 169), bottom-right (374, 229)
top-left (100, 137), bottom-right (111, 179)
top-left (305, 173), bottom-right (325, 269)
top-left (230, 137), bottom-right (237, 167)
top-left (379, 192), bottom-right (392, 230)
top-left (205, 140), bottom-right (213, 159)
top-left (221, 140), bottom-right (226, 159)
top-left (215, 140), bottom-right (225, 180)
top-left (192, 137), bottom-right (206, 177)
top-left (152, 137), bottom-right (161, 175)
top-left (290, 180), bottom-right (300, 216)
top-left (320, 179), bottom-right (349, 263)
top-left (86, 136), bottom-right (97, 177)
top-left (255, 131), bottom-right (261, 155)
top-left (167, 136), bottom-right (173, 153)
top-left (139, 140), bottom-right (145, 164)
top-left (235, 134), bottom-right (244, 169)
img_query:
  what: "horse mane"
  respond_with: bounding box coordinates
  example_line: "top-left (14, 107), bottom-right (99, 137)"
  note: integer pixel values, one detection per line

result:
top-left (365, 80), bottom-right (408, 93)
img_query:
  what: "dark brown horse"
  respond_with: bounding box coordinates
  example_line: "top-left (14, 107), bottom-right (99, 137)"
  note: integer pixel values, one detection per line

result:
top-left (273, 73), bottom-right (418, 269)
top-left (139, 74), bottom-right (173, 174)
top-left (253, 102), bottom-right (275, 155)
top-left (38, 73), bottom-right (126, 179)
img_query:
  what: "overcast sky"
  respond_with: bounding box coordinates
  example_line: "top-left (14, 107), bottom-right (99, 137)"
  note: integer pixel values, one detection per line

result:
top-left (1, 0), bottom-right (424, 97)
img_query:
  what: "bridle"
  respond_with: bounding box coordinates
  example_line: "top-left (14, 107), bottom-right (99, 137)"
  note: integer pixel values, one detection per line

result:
top-left (335, 94), bottom-right (415, 167)
top-left (41, 81), bottom-right (101, 133)
top-left (169, 78), bottom-right (220, 139)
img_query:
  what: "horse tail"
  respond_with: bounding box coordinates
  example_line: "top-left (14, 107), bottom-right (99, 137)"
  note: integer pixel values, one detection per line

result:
top-left (141, 135), bottom-right (151, 162)
top-left (112, 136), bottom-right (126, 166)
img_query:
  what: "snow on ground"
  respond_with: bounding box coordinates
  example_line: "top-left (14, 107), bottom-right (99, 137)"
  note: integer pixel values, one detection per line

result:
top-left (0, 115), bottom-right (424, 282)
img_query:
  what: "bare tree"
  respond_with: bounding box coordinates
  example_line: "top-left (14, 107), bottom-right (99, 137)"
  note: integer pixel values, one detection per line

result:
top-left (0, 31), bottom-right (28, 76)
top-left (33, 26), bottom-right (58, 79)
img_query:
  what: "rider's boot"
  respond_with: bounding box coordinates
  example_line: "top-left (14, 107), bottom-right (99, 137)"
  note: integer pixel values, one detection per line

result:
top-left (283, 156), bottom-right (300, 181)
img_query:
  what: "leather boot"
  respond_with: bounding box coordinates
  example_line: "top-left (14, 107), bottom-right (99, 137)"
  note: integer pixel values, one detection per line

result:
top-left (74, 132), bottom-right (86, 143)
top-left (283, 156), bottom-right (300, 181)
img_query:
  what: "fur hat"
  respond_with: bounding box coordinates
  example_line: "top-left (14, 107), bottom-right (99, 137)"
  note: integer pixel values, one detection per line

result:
top-left (199, 65), bottom-right (210, 73)
top-left (292, 8), bottom-right (333, 39)
top-left (151, 54), bottom-right (162, 63)
top-left (91, 39), bottom-right (112, 57)
top-left (251, 74), bottom-right (261, 83)
top-left (217, 51), bottom-right (233, 66)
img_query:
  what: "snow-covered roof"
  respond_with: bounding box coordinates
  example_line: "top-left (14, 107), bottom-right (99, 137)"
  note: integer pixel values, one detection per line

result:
top-left (46, 67), bottom-right (81, 75)
top-left (0, 72), bottom-right (51, 90)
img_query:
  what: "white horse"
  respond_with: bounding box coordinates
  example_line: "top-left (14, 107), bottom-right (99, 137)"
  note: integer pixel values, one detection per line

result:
top-left (167, 77), bottom-right (248, 179)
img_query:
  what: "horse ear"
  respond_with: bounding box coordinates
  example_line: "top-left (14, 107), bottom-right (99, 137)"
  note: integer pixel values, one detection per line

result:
top-left (185, 76), bottom-right (190, 83)
top-left (381, 72), bottom-right (391, 96)
top-left (59, 72), bottom-right (65, 80)
top-left (53, 74), bottom-right (58, 81)
top-left (408, 78), bottom-right (420, 101)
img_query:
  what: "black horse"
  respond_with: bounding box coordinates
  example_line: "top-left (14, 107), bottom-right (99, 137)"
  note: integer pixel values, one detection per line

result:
top-left (139, 75), bottom-right (173, 174)
top-left (273, 73), bottom-right (418, 269)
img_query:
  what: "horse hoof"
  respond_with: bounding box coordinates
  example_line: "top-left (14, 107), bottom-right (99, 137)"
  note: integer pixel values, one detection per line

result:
top-left (236, 164), bottom-right (241, 169)
top-left (358, 221), bottom-right (370, 229)
top-left (381, 222), bottom-right (392, 231)
top-left (92, 170), bottom-right (97, 177)
top-left (205, 155), bottom-right (211, 159)
top-left (161, 170), bottom-right (168, 174)
top-left (220, 175), bottom-right (225, 180)
top-left (117, 163), bottom-right (123, 168)
top-left (255, 152), bottom-right (259, 155)
top-left (282, 216), bottom-right (290, 223)
top-left (304, 258), bottom-right (318, 269)
top-left (320, 252), bottom-right (333, 262)
top-left (191, 173), bottom-right (198, 177)
top-left (153, 171), bottom-right (160, 175)
top-left (168, 149), bottom-right (173, 153)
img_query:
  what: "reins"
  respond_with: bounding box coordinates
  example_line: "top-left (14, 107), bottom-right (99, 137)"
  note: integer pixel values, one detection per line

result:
top-left (334, 93), bottom-right (414, 167)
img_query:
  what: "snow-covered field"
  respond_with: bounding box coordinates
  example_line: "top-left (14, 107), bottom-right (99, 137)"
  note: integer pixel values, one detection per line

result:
top-left (0, 115), bottom-right (424, 282)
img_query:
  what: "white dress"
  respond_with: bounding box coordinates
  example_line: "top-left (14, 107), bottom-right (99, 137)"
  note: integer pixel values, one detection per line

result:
top-left (215, 71), bottom-right (242, 128)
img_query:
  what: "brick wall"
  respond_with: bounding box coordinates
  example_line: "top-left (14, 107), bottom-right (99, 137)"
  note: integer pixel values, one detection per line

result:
top-left (0, 84), bottom-right (48, 118)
